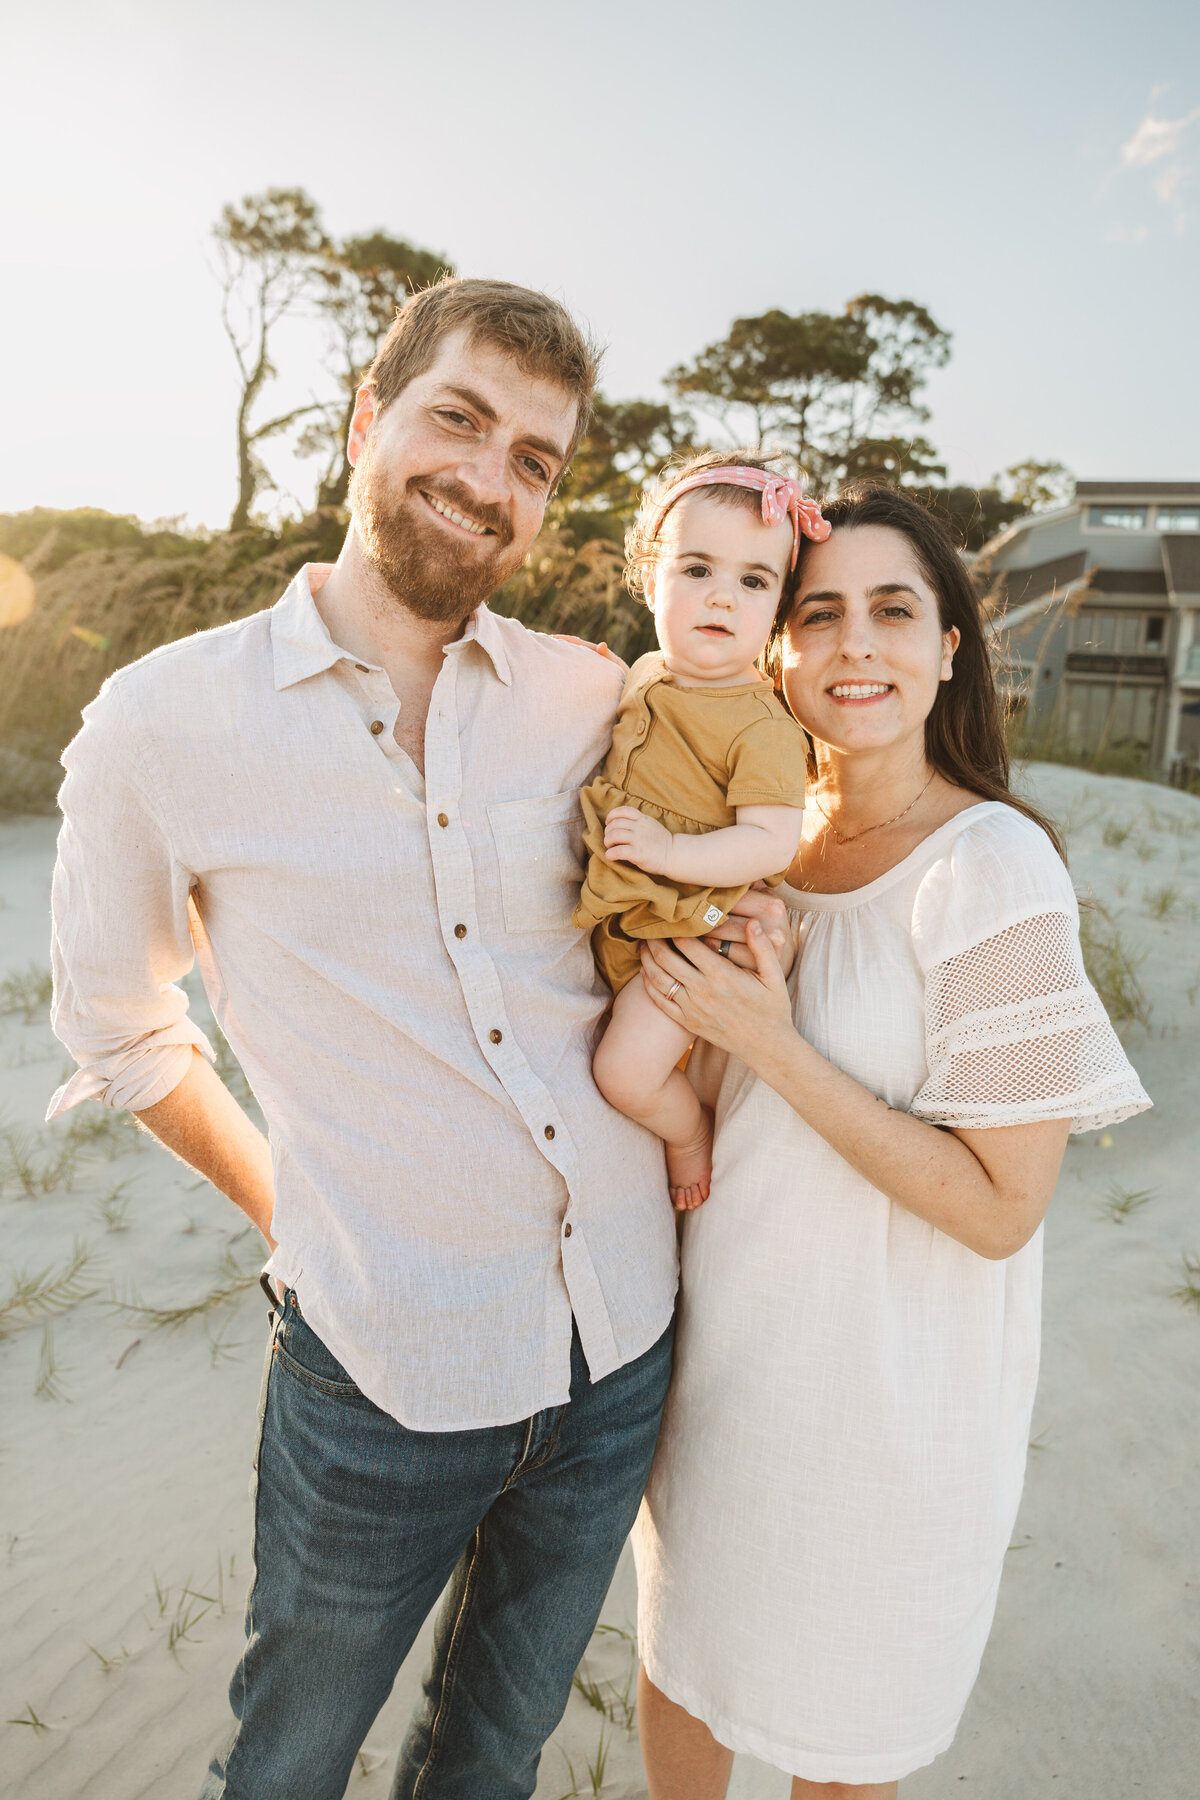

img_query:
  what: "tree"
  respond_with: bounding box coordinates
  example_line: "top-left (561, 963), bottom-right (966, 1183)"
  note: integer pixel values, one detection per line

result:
top-left (301, 232), bottom-right (453, 507)
top-left (905, 484), bottom-right (1032, 553)
top-left (215, 188), bottom-right (329, 530)
top-left (992, 459), bottom-right (1074, 514)
top-left (552, 396), bottom-right (694, 541)
top-left (667, 295), bottom-right (951, 491)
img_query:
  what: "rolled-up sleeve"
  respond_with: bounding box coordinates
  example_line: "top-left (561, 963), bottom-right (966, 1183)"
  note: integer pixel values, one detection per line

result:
top-left (46, 675), bottom-right (214, 1120)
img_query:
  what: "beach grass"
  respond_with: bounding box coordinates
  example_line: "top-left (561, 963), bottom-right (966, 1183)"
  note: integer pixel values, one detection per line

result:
top-left (111, 1242), bottom-right (261, 1332)
top-left (34, 1323), bottom-right (71, 1401)
top-left (0, 1239), bottom-right (96, 1339)
top-left (1169, 1253), bottom-right (1200, 1313)
top-left (1143, 883), bottom-right (1182, 921)
top-left (1095, 1184), bottom-right (1158, 1224)
top-left (1078, 901), bottom-right (1152, 1035)
top-left (0, 961), bottom-right (53, 1023)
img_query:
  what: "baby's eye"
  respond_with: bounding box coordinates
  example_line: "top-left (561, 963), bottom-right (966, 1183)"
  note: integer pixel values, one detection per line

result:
top-left (741, 575), bottom-right (767, 590)
top-left (683, 564), bottom-right (710, 579)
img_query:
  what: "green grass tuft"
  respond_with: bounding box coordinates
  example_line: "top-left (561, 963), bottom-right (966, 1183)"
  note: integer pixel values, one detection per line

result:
top-left (0, 962), bottom-right (53, 1023)
top-left (1095, 1183), bottom-right (1158, 1224)
top-left (1169, 1252), bottom-right (1200, 1313)
top-left (1078, 902), bottom-right (1152, 1035)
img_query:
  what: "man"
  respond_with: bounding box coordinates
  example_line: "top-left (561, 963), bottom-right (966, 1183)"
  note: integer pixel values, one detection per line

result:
top-left (48, 279), bottom-right (677, 1799)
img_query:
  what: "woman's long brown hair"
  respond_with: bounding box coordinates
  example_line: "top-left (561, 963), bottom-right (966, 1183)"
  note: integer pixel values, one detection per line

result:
top-left (770, 483), bottom-right (1065, 859)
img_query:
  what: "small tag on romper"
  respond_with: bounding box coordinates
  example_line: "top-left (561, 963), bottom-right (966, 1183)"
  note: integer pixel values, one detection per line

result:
top-left (703, 905), bottom-right (723, 927)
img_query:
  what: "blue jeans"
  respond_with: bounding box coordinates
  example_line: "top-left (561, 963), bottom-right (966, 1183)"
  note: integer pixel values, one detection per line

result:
top-left (199, 1289), bottom-right (673, 1800)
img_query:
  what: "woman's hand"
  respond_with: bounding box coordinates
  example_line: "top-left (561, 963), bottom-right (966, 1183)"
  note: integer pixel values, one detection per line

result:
top-left (640, 919), bottom-right (795, 1063)
top-left (701, 883), bottom-right (795, 976)
top-left (552, 634), bottom-right (629, 673)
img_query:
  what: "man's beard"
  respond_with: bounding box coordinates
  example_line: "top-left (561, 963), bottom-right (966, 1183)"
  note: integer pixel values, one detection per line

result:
top-left (349, 440), bottom-right (520, 624)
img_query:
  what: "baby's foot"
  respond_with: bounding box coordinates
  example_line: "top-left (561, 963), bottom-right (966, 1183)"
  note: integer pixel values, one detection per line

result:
top-left (667, 1109), bottom-right (713, 1212)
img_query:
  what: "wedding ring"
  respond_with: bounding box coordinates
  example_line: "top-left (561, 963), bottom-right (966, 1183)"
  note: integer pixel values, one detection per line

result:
top-left (717, 939), bottom-right (732, 957)
top-left (666, 979), bottom-right (682, 1003)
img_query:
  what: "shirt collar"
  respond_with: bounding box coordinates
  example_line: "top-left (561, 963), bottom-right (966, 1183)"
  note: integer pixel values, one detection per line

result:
top-left (271, 567), bottom-right (513, 691)
top-left (455, 602), bottom-right (513, 686)
top-left (271, 567), bottom-right (351, 691)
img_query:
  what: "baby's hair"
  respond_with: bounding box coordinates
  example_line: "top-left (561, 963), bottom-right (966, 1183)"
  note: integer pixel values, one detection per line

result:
top-left (625, 449), bottom-right (798, 604)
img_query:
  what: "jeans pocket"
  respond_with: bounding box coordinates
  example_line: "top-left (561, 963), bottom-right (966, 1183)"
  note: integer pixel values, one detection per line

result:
top-left (274, 1299), bottom-right (368, 1401)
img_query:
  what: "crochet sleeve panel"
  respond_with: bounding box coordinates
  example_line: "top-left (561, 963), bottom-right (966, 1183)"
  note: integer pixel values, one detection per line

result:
top-left (909, 810), bottom-right (1151, 1135)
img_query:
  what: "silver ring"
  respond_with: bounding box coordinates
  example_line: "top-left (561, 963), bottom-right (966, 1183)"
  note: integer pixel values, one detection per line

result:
top-left (666, 979), bottom-right (682, 1003)
top-left (717, 939), bottom-right (732, 958)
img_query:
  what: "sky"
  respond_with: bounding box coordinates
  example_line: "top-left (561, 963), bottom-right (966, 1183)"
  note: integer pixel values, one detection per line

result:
top-left (1, 0), bottom-right (1198, 530)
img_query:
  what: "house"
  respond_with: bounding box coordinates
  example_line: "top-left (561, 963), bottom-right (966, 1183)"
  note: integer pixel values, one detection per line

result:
top-left (981, 480), bottom-right (1200, 778)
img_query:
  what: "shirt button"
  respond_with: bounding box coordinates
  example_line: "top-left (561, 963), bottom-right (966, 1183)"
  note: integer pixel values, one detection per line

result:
top-left (454, 923), bottom-right (467, 939)
top-left (437, 813), bottom-right (449, 828)
top-left (369, 719), bottom-right (384, 735)
top-left (489, 1029), bottom-right (502, 1044)
top-left (544, 1124), bottom-right (555, 1141)
top-left (636, 719), bottom-right (647, 735)
top-left (563, 1222), bottom-right (572, 1238)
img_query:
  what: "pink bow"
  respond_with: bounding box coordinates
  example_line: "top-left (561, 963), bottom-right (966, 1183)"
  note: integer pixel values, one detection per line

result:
top-left (647, 466), bottom-right (831, 569)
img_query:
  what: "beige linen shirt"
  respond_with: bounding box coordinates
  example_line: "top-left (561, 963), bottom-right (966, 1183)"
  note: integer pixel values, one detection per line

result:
top-left (48, 568), bottom-right (677, 1429)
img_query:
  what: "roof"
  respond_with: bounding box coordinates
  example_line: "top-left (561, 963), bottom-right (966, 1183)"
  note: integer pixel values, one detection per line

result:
top-left (1162, 534), bottom-right (1200, 599)
top-left (1076, 480), bottom-right (1200, 503)
top-left (980, 548), bottom-right (1088, 613)
top-left (1089, 567), bottom-right (1169, 596)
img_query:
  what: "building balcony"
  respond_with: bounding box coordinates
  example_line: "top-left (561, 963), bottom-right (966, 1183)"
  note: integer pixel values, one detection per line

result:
top-left (1063, 652), bottom-right (1168, 679)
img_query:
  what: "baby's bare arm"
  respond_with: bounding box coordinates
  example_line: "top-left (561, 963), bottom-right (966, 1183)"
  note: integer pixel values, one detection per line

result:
top-left (603, 803), bottom-right (803, 887)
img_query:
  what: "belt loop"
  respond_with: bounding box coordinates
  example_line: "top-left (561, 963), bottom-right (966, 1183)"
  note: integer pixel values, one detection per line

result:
top-left (259, 1271), bottom-right (281, 1318)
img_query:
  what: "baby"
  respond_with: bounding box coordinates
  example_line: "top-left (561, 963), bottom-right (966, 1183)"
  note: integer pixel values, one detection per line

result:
top-left (574, 454), bottom-right (828, 1209)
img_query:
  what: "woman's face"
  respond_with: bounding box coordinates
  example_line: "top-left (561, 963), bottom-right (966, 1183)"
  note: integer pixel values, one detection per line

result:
top-left (780, 524), bottom-right (959, 760)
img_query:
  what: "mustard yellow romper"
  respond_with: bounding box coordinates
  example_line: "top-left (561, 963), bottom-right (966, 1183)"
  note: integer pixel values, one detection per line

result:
top-left (574, 653), bottom-right (810, 993)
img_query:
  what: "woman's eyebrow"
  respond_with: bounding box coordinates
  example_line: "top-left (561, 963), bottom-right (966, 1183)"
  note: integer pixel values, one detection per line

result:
top-left (796, 582), bottom-right (922, 604)
top-left (868, 582), bottom-right (922, 600)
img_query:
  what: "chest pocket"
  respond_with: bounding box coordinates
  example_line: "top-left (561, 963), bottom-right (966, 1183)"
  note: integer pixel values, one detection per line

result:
top-left (487, 790), bottom-right (585, 934)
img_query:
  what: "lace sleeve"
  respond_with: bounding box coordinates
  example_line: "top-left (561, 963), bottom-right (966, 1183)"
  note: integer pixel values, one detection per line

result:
top-left (910, 911), bottom-right (1151, 1135)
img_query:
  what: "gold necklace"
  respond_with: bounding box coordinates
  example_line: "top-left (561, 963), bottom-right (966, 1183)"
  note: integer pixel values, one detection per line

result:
top-left (813, 771), bottom-right (937, 845)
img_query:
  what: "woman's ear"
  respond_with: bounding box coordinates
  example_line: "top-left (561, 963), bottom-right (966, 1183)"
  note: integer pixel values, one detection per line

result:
top-left (940, 626), bottom-right (960, 682)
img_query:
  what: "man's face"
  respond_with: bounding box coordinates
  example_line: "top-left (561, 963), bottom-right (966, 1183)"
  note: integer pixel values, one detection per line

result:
top-left (346, 328), bottom-right (580, 622)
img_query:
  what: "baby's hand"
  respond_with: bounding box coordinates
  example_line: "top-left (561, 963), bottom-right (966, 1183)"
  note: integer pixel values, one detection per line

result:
top-left (603, 805), bottom-right (674, 875)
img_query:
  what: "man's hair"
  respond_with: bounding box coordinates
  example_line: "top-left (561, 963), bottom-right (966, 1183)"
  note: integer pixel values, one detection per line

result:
top-left (366, 276), bottom-right (602, 473)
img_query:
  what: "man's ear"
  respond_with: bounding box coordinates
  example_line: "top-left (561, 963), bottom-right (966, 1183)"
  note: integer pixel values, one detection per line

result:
top-left (347, 384), bottom-right (378, 467)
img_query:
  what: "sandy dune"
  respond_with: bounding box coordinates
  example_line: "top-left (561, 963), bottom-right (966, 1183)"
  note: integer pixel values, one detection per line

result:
top-left (1, 763), bottom-right (1197, 1798)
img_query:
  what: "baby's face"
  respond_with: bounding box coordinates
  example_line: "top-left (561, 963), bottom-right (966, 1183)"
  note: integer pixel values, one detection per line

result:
top-left (645, 492), bottom-right (792, 687)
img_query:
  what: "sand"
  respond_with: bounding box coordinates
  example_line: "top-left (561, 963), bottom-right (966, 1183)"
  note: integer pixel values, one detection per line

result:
top-left (1, 763), bottom-right (1197, 1799)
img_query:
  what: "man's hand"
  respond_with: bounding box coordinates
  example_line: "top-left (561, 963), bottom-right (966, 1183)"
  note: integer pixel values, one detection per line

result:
top-left (702, 883), bottom-right (795, 976)
top-left (603, 805), bottom-right (675, 875)
top-left (135, 1049), bottom-right (276, 1248)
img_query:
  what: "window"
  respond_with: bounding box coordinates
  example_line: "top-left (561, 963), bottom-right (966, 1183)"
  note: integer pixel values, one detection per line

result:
top-left (1156, 507), bottom-right (1200, 531)
top-left (1062, 682), bottom-right (1158, 756)
top-left (1071, 612), bottom-right (1164, 655)
top-left (1087, 506), bottom-right (1147, 530)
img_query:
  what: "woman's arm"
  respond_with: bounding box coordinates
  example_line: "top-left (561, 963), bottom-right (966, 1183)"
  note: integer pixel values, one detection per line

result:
top-left (604, 803), bottom-right (803, 888)
top-left (640, 925), bottom-right (1069, 1261)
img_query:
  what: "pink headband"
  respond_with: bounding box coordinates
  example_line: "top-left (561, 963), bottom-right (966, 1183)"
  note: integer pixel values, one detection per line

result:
top-left (647, 466), bottom-right (831, 569)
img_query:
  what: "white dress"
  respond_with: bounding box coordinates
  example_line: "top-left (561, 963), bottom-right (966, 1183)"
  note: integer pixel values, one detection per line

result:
top-left (634, 804), bottom-right (1150, 1785)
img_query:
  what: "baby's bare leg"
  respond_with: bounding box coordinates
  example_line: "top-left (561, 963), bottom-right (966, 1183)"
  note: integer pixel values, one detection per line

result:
top-left (593, 977), bottom-right (713, 1211)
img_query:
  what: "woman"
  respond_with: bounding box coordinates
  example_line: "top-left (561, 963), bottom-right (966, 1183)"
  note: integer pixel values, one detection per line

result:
top-left (631, 485), bottom-right (1150, 1799)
